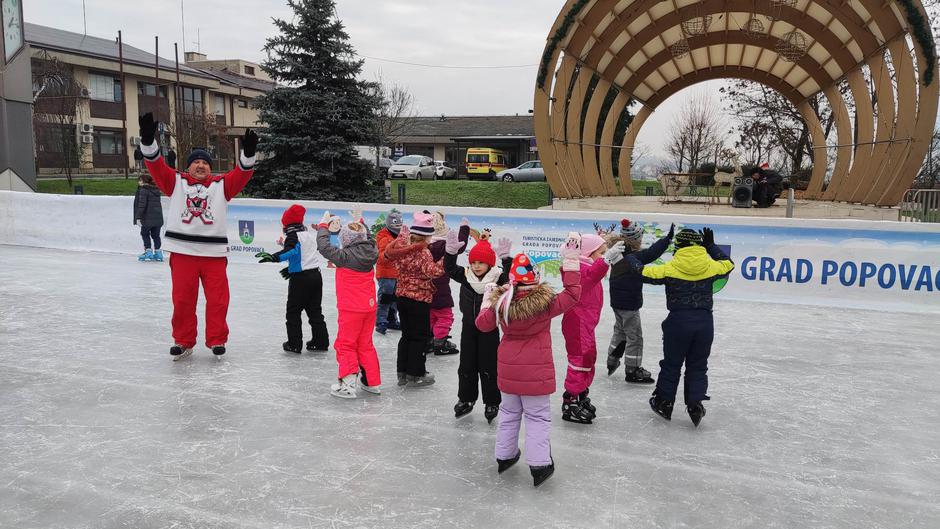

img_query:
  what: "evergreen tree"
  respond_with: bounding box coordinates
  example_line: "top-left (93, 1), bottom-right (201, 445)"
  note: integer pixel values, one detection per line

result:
top-left (245, 0), bottom-right (383, 201)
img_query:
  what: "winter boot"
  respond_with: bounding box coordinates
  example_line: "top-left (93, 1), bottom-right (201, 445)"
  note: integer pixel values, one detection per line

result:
top-left (358, 371), bottom-right (381, 395)
top-left (425, 339), bottom-right (442, 356)
top-left (454, 401), bottom-right (474, 418)
top-left (397, 372), bottom-right (408, 386)
top-left (530, 457), bottom-right (555, 487)
top-left (497, 451), bottom-right (521, 474)
top-left (607, 341), bottom-right (625, 376)
top-left (649, 394), bottom-right (674, 421)
top-left (211, 345), bottom-right (226, 356)
top-left (484, 405), bottom-right (499, 424)
top-left (331, 374), bottom-right (358, 399)
top-left (687, 401), bottom-right (706, 427)
top-left (152, 249), bottom-right (164, 262)
top-left (434, 337), bottom-right (459, 356)
top-left (170, 344), bottom-right (193, 361)
top-left (306, 340), bottom-right (328, 352)
top-left (375, 325), bottom-right (387, 335)
top-left (562, 392), bottom-right (593, 424)
top-left (625, 366), bottom-right (655, 384)
top-left (283, 341), bottom-right (302, 354)
top-left (578, 390), bottom-right (597, 418)
top-left (138, 249), bottom-right (154, 262)
top-left (406, 373), bottom-right (436, 388)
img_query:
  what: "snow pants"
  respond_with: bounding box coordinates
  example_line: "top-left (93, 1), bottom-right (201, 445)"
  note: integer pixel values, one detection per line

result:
top-left (286, 268), bottom-right (329, 350)
top-left (607, 309), bottom-right (644, 368)
top-left (335, 309), bottom-right (381, 385)
top-left (457, 322), bottom-right (500, 406)
top-left (169, 253), bottom-right (229, 349)
top-left (375, 278), bottom-right (399, 331)
top-left (140, 225), bottom-right (162, 250)
top-left (495, 393), bottom-right (552, 467)
top-left (430, 307), bottom-right (455, 340)
top-left (655, 310), bottom-right (714, 404)
top-left (561, 314), bottom-right (599, 395)
top-left (396, 298), bottom-right (431, 377)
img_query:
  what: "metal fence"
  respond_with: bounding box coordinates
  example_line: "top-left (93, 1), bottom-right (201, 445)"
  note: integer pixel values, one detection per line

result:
top-left (899, 189), bottom-right (940, 222)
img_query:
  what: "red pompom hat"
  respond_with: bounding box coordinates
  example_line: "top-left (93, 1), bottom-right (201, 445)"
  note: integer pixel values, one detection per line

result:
top-left (281, 204), bottom-right (306, 227)
top-left (468, 240), bottom-right (496, 267)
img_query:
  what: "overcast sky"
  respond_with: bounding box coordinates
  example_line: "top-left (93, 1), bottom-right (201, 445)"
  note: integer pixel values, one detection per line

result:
top-left (24, 0), bottom-right (724, 158)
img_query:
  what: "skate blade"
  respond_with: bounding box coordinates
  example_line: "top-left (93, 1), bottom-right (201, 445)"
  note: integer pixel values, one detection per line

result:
top-left (172, 349), bottom-right (193, 362)
top-left (561, 416), bottom-right (593, 425)
top-left (330, 391), bottom-right (357, 399)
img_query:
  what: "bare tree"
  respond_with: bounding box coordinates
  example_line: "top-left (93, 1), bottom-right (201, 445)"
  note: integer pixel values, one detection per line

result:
top-left (370, 76), bottom-right (418, 172)
top-left (665, 93), bottom-right (724, 172)
top-left (167, 111), bottom-right (230, 170)
top-left (32, 50), bottom-right (87, 186)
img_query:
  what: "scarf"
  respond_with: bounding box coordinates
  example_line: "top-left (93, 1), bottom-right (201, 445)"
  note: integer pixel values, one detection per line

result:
top-left (464, 265), bottom-right (502, 294)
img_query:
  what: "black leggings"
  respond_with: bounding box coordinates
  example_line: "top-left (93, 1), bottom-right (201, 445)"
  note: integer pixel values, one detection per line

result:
top-left (397, 297), bottom-right (431, 377)
top-left (140, 225), bottom-right (161, 250)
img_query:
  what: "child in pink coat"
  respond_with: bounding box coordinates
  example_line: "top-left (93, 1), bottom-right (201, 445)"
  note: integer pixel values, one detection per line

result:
top-left (560, 233), bottom-right (625, 424)
top-left (475, 234), bottom-right (582, 487)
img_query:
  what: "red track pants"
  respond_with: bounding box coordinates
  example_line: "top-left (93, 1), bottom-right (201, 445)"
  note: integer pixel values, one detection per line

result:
top-left (169, 253), bottom-right (230, 348)
top-left (335, 309), bottom-right (381, 385)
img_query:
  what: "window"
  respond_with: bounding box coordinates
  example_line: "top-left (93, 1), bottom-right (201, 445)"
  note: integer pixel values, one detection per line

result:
top-left (533, 161), bottom-right (542, 168)
top-left (181, 86), bottom-right (204, 114)
top-left (138, 82), bottom-right (168, 98)
top-left (496, 155), bottom-right (506, 165)
top-left (244, 65), bottom-right (255, 76)
top-left (39, 125), bottom-right (75, 153)
top-left (236, 99), bottom-right (248, 108)
top-left (467, 154), bottom-right (488, 164)
top-left (518, 162), bottom-right (533, 169)
top-left (213, 94), bottom-right (225, 116)
top-left (88, 73), bottom-right (122, 102)
top-left (92, 130), bottom-right (124, 155)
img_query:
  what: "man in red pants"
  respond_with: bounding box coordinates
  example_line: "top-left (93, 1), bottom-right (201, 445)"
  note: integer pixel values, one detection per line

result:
top-left (138, 112), bottom-right (258, 360)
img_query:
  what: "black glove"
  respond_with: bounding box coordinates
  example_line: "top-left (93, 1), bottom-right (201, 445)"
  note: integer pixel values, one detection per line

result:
top-left (279, 267), bottom-right (291, 280)
top-left (139, 113), bottom-right (157, 146)
top-left (667, 223), bottom-right (675, 240)
top-left (701, 227), bottom-right (715, 247)
top-left (256, 252), bottom-right (277, 264)
top-left (242, 129), bottom-right (258, 158)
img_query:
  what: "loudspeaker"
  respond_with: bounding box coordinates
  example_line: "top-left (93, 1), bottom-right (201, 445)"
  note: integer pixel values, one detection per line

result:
top-left (732, 176), bottom-right (753, 208)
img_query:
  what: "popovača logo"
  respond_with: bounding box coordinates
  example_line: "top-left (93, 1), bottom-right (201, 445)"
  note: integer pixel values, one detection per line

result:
top-left (238, 220), bottom-right (255, 245)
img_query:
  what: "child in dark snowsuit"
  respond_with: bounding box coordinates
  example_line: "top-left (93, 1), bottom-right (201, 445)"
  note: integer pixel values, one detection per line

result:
top-left (133, 174), bottom-right (164, 262)
top-left (606, 220), bottom-right (673, 383)
top-left (627, 227), bottom-right (733, 427)
top-left (256, 204), bottom-right (330, 354)
top-left (443, 229), bottom-right (513, 423)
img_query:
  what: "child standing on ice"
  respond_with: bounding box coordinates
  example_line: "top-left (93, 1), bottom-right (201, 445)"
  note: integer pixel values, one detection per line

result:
top-left (315, 211), bottom-right (381, 398)
top-left (374, 210), bottom-right (403, 334)
top-left (444, 229), bottom-right (513, 423)
top-left (627, 228), bottom-right (733, 427)
top-left (476, 235), bottom-right (582, 487)
top-left (385, 211), bottom-right (444, 387)
top-left (560, 233), bottom-right (625, 424)
top-left (606, 220), bottom-right (673, 383)
top-left (255, 204), bottom-right (330, 354)
top-left (133, 173), bottom-right (164, 262)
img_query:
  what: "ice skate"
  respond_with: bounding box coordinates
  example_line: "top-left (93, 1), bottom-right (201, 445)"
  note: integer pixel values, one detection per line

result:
top-left (211, 345), bottom-right (226, 356)
top-left (406, 373), bottom-right (436, 387)
top-left (283, 341), bottom-right (302, 354)
top-left (607, 341), bottom-right (625, 376)
top-left (425, 339), bottom-right (441, 356)
top-left (331, 375), bottom-right (358, 399)
top-left (625, 367), bottom-right (655, 384)
top-left (454, 401), bottom-right (474, 418)
top-left (687, 402), bottom-right (706, 427)
top-left (497, 451), bottom-right (520, 474)
top-left (152, 250), bottom-right (164, 262)
top-left (484, 405), bottom-right (499, 424)
top-left (434, 337), bottom-right (459, 356)
top-left (530, 458), bottom-right (555, 487)
top-left (138, 249), bottom-right (154, 262)
top-left (562, 392), bottom-right (593, 424)
top-left (170, 344), bottom-right (192, 361)
top-left (358, 373), bottom-right (381, 395)
top-left (305, 340), bottom-right (328, 353)
top-left (649, 395), bottom-right (674, 421)
top-left (578, 390), bottom-right (597, 417)
top-left (396, 372), bottom-right (407, 386)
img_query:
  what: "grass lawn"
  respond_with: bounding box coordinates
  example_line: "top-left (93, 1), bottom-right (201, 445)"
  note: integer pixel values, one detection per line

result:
top-left (37, 177), bottom-right (140, 196)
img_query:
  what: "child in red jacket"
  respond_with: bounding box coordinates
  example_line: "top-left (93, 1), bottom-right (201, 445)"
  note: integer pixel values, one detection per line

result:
top-left (475, 234), bottom-right (582, 487)
top-left (138, 112), bottom-right (258, 360)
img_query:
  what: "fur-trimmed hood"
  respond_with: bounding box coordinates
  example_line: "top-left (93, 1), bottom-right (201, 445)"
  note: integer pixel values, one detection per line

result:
top-left (489, 283), bottom-right (557, 323)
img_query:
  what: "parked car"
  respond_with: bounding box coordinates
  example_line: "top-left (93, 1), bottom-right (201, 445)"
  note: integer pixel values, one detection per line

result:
top-left (466, 148), bottom-right (510, 180)
top-left (497, 160), bottom-right (545, 182)
top-left (434, 160), bottom-right (457, 179)
top-left (388, 155), bottom-right (437, 180)
top-left (378, 157), bottom-right (394, 178)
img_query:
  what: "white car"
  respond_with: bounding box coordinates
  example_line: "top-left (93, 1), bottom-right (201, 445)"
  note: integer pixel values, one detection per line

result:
top-left (497, 161), bottom-right (545, 182)
top-left (434, 160), bottom-right (457, 180)
top-left (388, 155), bottom-right (437, 180)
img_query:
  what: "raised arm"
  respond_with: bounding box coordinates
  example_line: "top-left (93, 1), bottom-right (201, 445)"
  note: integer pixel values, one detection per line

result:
top-left (703, 228), bottom-right (734, 278)
top-left (547, 233), bottom-right (583, 318)
top-left (582, 257), bottom-right (610, 288)
top-left (222, 129), bottom-right (258, 200)
top-left (137, 113), bottom-right (176, 196)
top-left (636, 224), bottom-right (674, 264)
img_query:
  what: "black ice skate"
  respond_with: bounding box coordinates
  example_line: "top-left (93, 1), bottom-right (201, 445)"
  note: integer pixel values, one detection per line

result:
top-left (687, 402), bottom-right (706, 427)
top-left (562, 392), bottom-right (593, 424)
top-left (484, 405), bottom-right (499, 424)
top-left (625, 367), bottom-right (655, 384)
top-left (497, 451), bottom-right (520, 474)
top-left (530, 457), bottom-right (555, 487)
top-left (454, 401), bottom-right (474, 418)
top-left (306, 339), bottom-right (328, 352)
top-left (434, 337), bottom-right (459, 356)
top-left (649, 395), bottom-right (674, 421)
top-left (607, 341), bottom-right (625, 376)
top-left (283, 341), bottom-right (302, 354)
top-left (211, 345), bottom-right (226, 356)
top-left (578, 390), bottom-right (597, 417)
top-left (170, 344), bottom-right (193, 361)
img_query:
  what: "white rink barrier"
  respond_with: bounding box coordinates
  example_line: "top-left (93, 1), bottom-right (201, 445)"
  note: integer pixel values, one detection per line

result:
top-left (2, 190), bottom-right (939, 313)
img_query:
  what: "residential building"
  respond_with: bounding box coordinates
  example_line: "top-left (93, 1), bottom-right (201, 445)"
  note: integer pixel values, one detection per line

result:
top-left (1, 0), bottom-right (35, 190)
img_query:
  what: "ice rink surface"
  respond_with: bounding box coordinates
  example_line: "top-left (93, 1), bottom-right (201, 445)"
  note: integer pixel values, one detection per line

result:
top-left (1, 244), bottom-right (938, 529)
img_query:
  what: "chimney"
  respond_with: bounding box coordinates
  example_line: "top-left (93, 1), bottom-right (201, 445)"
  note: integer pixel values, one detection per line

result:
top-left (184, 51), bottom-right (207, 63)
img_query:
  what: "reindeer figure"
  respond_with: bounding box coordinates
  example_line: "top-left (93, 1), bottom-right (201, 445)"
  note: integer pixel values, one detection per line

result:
top-left (711, 150), bottom-right (742, 204)
top-left (658, 172), bottom-right (692, 202)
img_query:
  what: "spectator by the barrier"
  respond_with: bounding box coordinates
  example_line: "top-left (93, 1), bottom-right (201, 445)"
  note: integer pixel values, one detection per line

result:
top-left (133, 174), bottom-right (164, 262)
top-left (133, 146), bottom-right (144, 173)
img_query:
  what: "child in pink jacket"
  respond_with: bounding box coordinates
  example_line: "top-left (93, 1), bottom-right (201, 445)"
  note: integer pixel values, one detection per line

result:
top-left (560, 233), bottom-right (625, 424)
top-left (475, 234), bottom-right (582, 487)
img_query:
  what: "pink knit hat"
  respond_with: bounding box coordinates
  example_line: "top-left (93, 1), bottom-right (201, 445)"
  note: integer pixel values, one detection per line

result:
top-left (580, 233), bottom-right (606, 257)
top-left (410, 211), bottom-right (435, 236)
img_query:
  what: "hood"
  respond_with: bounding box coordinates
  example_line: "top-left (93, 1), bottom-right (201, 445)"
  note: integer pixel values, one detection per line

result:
top-left (670, 246), bottom-right (712, 276)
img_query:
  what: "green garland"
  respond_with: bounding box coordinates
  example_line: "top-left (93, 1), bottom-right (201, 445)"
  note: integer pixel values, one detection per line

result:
top-left (896, 0), bottom-right (936, 86)
top-left (538, 0), bottom-right (591, 89)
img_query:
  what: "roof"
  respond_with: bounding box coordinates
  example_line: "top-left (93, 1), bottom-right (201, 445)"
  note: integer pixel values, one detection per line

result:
top-left (25, 23), bottom-right (211, 79)
top-left (197, 67), bottom-right (275, 93)
top-left (401, 115), bottom-right (533, 138)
